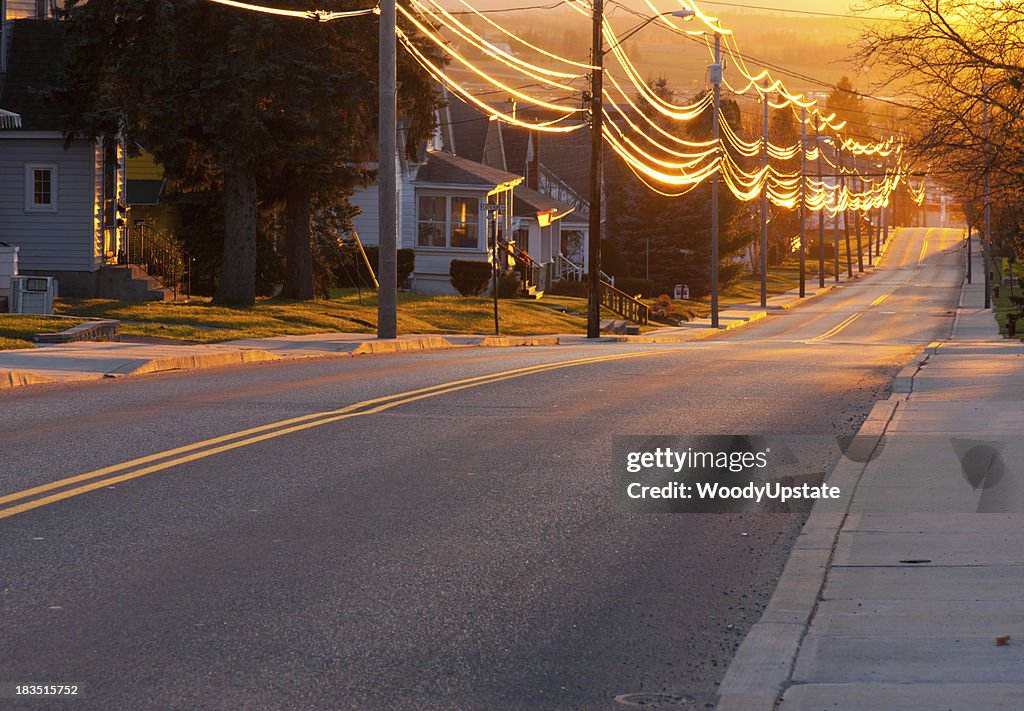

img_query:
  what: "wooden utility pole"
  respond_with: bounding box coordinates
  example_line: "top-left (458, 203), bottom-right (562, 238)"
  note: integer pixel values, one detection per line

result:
top-left (377, 0), bottom-right (397, 338)
top-left (587, 0), bottom-right (604, 338)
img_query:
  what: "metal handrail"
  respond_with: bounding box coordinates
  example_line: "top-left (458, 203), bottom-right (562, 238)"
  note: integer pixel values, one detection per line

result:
top-left (555, 253), bottom-right (584, 281)
top-left (121, 222), bottom-right (192, 301)
top-left (600, 279), bottom-right (649, 325)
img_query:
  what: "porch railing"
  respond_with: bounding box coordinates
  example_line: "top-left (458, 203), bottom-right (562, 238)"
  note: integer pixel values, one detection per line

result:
top-left (555, 253), bottom-right (584, 281)
top-left (121, 222), bottom-right (192, 301)
top-left (600, 279), bottom-right (649, 325)
top-left (503, 240), bottom-right (544, 294)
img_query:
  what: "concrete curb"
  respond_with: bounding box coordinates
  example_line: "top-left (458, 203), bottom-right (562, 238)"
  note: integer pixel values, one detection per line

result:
top-left (714, 230), bottom-right (943, 710)
top-left (477, 335), bottom-right (559, 347)
top-left (350, 336), bottom-right (455, 355)
top-left (104, 349), bottom-right (281, 378)
top-left (714, 395), bottom-right (906, 711)
top-left (0, 369), bottom-right (55, 388)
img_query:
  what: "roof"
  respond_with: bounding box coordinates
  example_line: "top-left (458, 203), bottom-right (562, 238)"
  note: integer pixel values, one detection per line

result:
top-left (414, 150), bottom-right (522, 192)
top-left (513, 186), bottom-right (575, 223)
top-left (443, 99), bottom-right (592, 201)
top-left (0, 20), bottom-right (68, 131)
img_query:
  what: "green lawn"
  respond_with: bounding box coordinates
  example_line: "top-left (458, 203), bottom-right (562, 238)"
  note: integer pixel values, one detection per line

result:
top-left (39, 257), bottom-right (841, 344)
top-left (55, 289), bottom-right (595, 343)
top-left (0, 315), bottom-right (86, 350)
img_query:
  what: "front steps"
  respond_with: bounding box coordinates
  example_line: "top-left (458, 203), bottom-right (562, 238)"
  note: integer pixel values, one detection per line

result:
top-left (97, 265), bottom-right (175, 302)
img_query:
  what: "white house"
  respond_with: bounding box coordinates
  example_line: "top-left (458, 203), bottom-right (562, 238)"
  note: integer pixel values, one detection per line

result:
top-left (351, 96), bottom-right (588, 296)
top-left (0, 10), bottom-right (172, 301)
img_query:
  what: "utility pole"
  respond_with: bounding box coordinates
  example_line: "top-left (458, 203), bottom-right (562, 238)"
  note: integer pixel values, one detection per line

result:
top-left (816, 127), bottom-right (825, 289)
top-left (853, 155), bottom-right (863, 272)
top-left (759, 79), bottom-right (769, 308)
top-left (841, 171), bottom-right (852, 279)
top-left (489, 205), bottom-right (501, 335)
top-left (966, 202), bottom-right (973, 284)
top-left (710, 33), bottom-right (722, 327)
top-left (881, 156), bottom-right (889, 256)
top-left (587, 0), bottom-right (604, 338)
top-left (377, 0), bottom-right (397, 339)
top-left (799, 106), bottom-right (807, 297)
top-left (983, 85), bottom-right (992, 310)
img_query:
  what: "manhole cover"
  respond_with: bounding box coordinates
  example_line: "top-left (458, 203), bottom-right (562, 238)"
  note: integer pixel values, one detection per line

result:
top-left (614, 692), bottom-right (696, 707)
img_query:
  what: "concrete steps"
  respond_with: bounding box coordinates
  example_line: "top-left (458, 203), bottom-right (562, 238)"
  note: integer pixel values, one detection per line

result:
top-left (97, 265), bottom-right (174, 302)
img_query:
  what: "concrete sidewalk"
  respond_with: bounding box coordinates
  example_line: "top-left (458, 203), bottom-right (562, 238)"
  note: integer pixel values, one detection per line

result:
top-left (717, 249), bottom-right (1024, 710)
top-left (0, 233), bottom-right (894, 388)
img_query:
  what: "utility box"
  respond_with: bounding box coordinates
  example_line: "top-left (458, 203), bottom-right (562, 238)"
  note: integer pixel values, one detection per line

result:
top-left (0, 244), bottom-right (17, 313)
top-left (11, 275), bottom-right (58, 315)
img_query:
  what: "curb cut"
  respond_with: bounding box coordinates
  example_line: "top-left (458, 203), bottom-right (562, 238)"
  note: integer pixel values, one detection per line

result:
top-left (104, 349), bottom-right (281, 377)
top-left (0, 369), bottom-right (55, 388)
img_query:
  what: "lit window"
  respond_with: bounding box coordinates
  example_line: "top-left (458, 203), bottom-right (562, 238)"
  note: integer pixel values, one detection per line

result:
top-left (417, 195), bottom-right (480, 249)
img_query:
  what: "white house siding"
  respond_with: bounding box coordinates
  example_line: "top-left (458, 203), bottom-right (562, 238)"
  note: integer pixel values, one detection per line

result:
top-left (0, 137), bottom-right (100, 272)
top-left (349, 156), bottom-right (416, 250)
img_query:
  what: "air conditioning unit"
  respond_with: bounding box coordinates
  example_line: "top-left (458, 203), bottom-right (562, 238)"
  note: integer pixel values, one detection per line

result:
top-left (11, 276), bottom-right (58, 315)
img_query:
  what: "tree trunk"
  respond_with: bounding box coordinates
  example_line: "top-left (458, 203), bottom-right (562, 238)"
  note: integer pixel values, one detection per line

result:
top-left (214, 156), bottom-right (257, 306)
top-left (284, 184), bottom-right (314, 300)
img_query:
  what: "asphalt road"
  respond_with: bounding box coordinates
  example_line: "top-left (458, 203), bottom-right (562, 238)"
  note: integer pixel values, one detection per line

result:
top-left (0, 228), bottom-right (964, 710)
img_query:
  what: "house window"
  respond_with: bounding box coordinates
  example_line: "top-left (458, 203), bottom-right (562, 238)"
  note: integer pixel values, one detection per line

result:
top-left (417, 194), bottom-right (481, 249)
top-left (417, 195), bottom-right (446, 247)
top-left (449, 197), bottom-right (478, 248)
top-left (25, 164), bottom-right (58, 212)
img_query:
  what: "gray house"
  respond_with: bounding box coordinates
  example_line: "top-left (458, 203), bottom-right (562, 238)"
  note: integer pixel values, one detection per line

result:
top-left (0, 10), bottom-right (171, 300)
top-left (350, 95), bottom-right (585, 296)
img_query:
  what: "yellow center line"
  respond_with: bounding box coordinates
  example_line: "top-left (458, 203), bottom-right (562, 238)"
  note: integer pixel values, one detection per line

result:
top-left (0, 348), bottom-right (674, 520)
top-left (818, 228), bottom-right (933, 331)
top-left (805, 312), bottom-right (863, 342)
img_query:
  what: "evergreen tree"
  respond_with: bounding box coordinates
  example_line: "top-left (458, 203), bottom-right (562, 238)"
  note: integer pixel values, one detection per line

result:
top-left (56, 0), bottom-right (439, 304)
top-left (607, 79), bottom-right (748, 297)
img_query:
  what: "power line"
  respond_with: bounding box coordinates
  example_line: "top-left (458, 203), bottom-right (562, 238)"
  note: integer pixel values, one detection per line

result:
top-left (692, 1), bottom-right (887, 21)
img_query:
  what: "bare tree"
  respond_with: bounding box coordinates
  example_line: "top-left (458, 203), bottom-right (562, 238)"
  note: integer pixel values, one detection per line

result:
top-left (855, 0), bottom-right (1024, 204)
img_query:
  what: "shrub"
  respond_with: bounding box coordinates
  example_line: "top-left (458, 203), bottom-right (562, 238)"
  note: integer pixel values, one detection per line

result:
top-left (613, 277), bottom-right (654, 298)
top-left (450, 259), bottom-right (492, 296)
top-left (497, 272), bottom-right (521, 299)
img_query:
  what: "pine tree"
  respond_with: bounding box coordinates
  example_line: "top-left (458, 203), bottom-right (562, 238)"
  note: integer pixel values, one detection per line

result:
top-left (56, 0), bottom-right (439, 304)
top-left (607, 80), bottom-right (748, 297)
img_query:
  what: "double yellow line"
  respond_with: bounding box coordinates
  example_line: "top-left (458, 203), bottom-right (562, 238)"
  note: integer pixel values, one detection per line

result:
top-left (871, 229), bottom-right (932, 308)
top-left (0, 349), bottom-right (672, 521)
top-left (809, 229), bottom-right (933, 341)
top-left (805, 312), bottom-right (863, 342)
